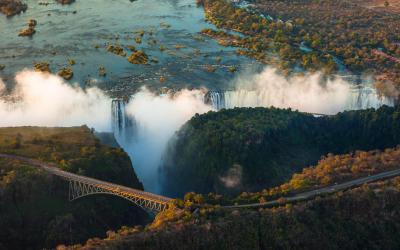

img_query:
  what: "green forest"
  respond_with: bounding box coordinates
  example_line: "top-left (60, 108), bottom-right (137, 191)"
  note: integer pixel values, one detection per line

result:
top-left (70, 158), bottom-right (400, 250)
top-left (161, 106), bottom-right (400, 196)
top-left (198, 0), bottom-right (400, 99)
top-left (0, 126), bottom-right (147, 249)
top-left (232, 146), bottom-right (400, 205)
top-left (2, 0), bottom-right (400, 249)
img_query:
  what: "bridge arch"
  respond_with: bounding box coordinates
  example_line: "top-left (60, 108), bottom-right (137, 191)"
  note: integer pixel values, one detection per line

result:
top-left (68, 179), bottom-right (170, 212)
top-left (0, 154), bottom-right (172, 213)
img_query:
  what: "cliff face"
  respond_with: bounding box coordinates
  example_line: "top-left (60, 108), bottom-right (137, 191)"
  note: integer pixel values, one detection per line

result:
top-left (68, 145), bottom-right (400, 250)
top-left (68, 177), bottom-right (400, 250)
top-left (0, 126), bottom-right (148, 249)
top-left (161, 106), bottom-right (400, 196)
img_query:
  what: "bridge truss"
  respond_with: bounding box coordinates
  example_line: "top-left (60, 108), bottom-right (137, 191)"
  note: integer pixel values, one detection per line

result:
top-left (68, 179), bottom-right (169, 212)
top-left (0, 153), bottom-right (171, 213)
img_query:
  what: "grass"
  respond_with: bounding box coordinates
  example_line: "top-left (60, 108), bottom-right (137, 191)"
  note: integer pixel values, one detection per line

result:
top-left (0, 126), bottom-right (98, 161)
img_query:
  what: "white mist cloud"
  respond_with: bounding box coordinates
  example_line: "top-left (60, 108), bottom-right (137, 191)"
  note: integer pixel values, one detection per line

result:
top-left (219, 164), bottom-right (242, 188)
top-left (227, 67), bottom-right (392, 114)
top-left (121, 87), bottom-right (212, 192)
top-left (0, 79), bottom-right (5, 95)
top-left (0, 71), bottom-right (111, 131)
top-left (0, 67), bottom-right (393, 195)
top-left (0, 71), bottom-right (212, 194)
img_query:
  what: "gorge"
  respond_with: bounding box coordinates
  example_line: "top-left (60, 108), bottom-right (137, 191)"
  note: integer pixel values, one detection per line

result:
top-left (1, 0), bottom-right (400, 248)
top-left (101, 69), bottom-right (393, 194)
top-left (0, 68), bottom-right (393, 194)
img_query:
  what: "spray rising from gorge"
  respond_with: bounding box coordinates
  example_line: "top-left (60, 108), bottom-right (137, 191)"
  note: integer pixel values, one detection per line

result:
top-left (0, 68), bottom-right (392, 193)
top-left (204, 68), bottom-right (393, 113)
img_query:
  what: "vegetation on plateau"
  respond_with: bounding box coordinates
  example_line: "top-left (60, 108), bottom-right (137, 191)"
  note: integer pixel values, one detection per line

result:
top-left (0, 126), bottom-right (147, 249)
top-left (233, 146), bottom-right (400, 205)
top-left (161, 106), bottom-right (400, 196)
top-left (0, 0), bottom-right (27, 17)
top-left (66, 160), bottom-right (400, 249)
top-left (198, 0), bottom-right (400, 100)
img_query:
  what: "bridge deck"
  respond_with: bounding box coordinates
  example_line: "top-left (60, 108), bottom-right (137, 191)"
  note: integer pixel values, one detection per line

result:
top-left (0, 153), bottom-right (172, 204)
top-left (3, 153), bottom-right (398, 212)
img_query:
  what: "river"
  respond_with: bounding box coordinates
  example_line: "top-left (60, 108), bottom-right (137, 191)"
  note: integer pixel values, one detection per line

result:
top-left (0, 0), bottom-right (393, 194)
top-left (0, 0), bottom-right (260, 95)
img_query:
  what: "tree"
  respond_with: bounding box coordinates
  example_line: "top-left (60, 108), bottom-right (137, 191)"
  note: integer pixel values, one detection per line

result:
top-left (12, 133), bottom-right (23, 149)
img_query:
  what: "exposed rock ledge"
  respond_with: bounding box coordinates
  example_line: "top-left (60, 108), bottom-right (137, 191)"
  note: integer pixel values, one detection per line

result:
top-left (0, 0), bottom-right (27, 17)
top-left (57, 0), bottom-right (75, 5)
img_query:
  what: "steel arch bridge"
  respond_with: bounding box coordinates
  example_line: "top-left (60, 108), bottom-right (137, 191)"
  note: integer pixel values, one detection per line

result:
top-left (0, 154), bottom-right (172, 213)
top-left (67, 179), bottom-right (170, 212)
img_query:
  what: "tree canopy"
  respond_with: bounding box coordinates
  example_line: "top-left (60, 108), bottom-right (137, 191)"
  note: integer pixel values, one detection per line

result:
top-left (161, 106), bottom-right (400, 196)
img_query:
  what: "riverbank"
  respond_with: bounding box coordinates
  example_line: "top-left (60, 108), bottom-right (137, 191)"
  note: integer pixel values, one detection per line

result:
top-left (198, 0), bottom-right (400, 100)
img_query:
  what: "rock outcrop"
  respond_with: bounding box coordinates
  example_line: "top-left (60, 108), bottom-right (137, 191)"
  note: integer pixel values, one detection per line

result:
top-left (127, 51), bottom-right (149, 64)
top-left (0, 0), bottom-right (27, 17)
top-left (57, 67), bottom-right (74, 80)
top-left (57, 0), bottom-right (75, 5)
top-left (18, 19), bottom-right (37, 37)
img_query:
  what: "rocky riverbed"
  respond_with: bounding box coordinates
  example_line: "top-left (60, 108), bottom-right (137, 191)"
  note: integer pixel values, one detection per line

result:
top-left (0, 0), bottom-right (27, 17)
top-left (0, 0), bottom-right (260, 96)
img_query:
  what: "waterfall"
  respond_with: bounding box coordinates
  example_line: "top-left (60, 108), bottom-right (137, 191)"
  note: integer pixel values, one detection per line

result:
top-left (111, 99), bottom-right (136, 142)
top-left (204, 85), bottom-right (393, 114)
top-left (111, 99), bottom-right (125, 136)
top-left (204, 91), bottom-right (225, 110)
top-left (347, 85), bottom-right (393, 110)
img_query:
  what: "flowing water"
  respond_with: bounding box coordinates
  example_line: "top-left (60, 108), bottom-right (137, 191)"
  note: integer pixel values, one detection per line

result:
top-left (0, 0), bottom-right (394, 194)
top-left (204, 87), bottom-right (394, 113)
top-left (0, 0), bottom-right (259, 94)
